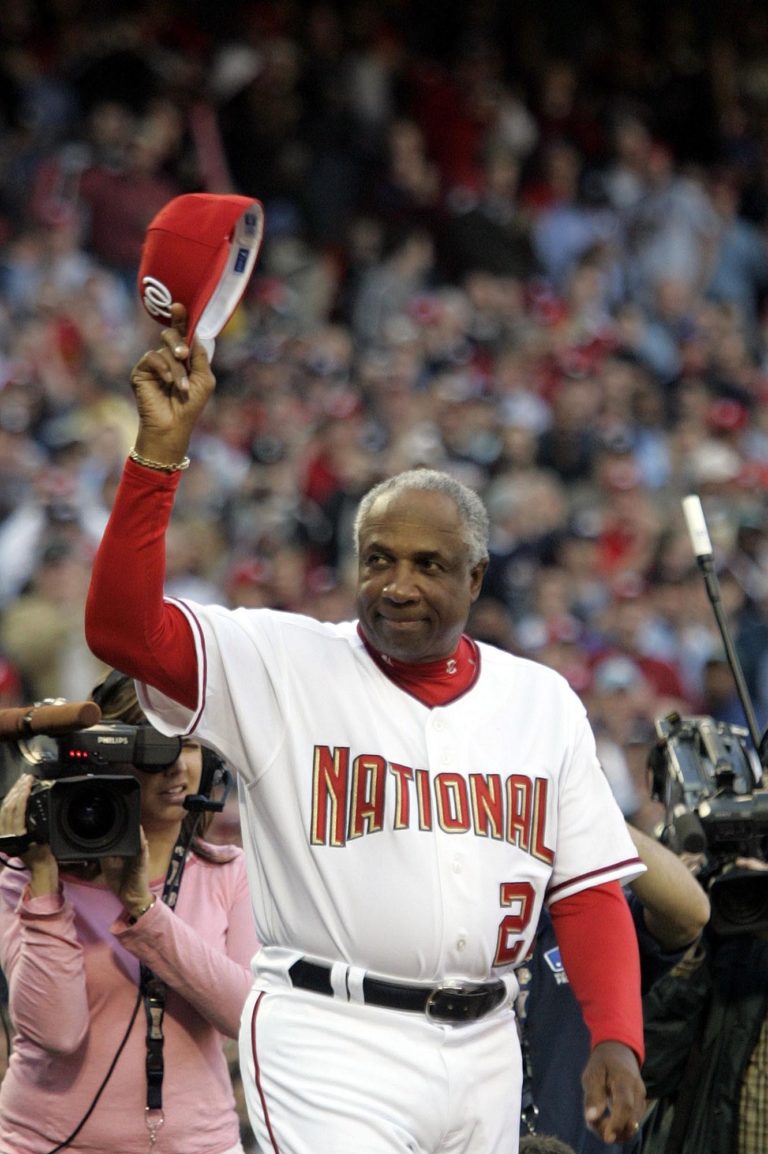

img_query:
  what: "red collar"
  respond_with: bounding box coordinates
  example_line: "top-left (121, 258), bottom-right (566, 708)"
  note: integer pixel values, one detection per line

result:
top-left (357, 626), bottom-right (481, 706)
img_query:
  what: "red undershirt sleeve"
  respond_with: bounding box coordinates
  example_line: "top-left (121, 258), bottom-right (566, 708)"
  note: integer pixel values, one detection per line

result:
top-left (85, 460), bottom-right (198, 709)
top-left (549, 880), bottom-right (644, 1064)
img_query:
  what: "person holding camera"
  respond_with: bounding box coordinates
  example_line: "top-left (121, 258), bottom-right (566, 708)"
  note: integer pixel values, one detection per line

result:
top-left (0, 672), bottom-right (259, 1154)
top-left (639, 849), bottom-right (768, 1154)
top-left (636, 703), bottom-right (768, 1154)
top-left (517, 822), bottom-right (711, 1154)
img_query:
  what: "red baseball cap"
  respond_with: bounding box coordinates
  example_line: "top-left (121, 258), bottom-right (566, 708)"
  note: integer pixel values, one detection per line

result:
top-left (138, 193), bottom-right (265, 360)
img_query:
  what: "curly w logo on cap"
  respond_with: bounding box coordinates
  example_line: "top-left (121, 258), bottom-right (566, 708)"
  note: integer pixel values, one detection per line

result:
top-left (138, 192), bottom-right (265, 362)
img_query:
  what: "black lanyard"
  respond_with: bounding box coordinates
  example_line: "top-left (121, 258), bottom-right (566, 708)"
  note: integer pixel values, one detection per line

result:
top-left (140, 824), bottom-right (196, 1115)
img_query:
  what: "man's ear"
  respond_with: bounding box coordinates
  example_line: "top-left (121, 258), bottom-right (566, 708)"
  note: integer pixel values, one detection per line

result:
top-left (469, 559), bottom-right (489, 601)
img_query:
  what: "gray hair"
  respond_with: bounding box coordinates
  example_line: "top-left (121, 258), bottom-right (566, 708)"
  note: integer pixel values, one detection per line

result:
top-left (353, 468), bottom-right (490, 566)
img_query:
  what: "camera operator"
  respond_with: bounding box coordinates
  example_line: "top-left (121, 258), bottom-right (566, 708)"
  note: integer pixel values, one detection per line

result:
top-left (640, 845), bottom-right (768, 1154)
top-left (517, 823), bottom-right (711, 1154)
top-left (0, 672), bottom-right (259, 1154)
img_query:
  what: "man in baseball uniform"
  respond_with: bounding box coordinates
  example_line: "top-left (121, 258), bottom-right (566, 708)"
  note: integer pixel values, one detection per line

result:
top-left (85, 304), bottom-right (647, 1154)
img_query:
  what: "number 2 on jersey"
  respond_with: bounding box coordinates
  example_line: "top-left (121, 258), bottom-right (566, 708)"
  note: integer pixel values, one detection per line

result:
top-left (494, 881), bottom-right (536, 965)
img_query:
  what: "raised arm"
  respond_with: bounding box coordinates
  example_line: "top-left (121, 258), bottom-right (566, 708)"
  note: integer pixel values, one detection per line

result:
top-left (85, 304), bottom-right (215, 707)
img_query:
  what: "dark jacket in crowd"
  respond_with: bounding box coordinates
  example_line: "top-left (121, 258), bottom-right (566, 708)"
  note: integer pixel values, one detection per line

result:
top-left (641, 930), bottom-right (768, 1154)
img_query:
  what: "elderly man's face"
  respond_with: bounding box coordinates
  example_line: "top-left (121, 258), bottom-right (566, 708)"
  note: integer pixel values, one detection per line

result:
top-left (356, 488), bottom-right (486, 663)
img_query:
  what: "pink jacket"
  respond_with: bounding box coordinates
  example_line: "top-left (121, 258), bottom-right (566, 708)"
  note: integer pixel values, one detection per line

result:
top-left (0, 845), bottom-right (258, 1153)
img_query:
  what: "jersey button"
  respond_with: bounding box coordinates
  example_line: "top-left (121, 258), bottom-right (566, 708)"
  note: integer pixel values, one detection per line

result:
top-left (456, 936), bottom-right (467, 951)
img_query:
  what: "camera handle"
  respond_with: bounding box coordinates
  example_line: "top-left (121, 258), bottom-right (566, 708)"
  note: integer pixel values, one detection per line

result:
top-left (0, 699), bottom-right (101, 741)
top-left (682, 495), bottom-right (763, 784)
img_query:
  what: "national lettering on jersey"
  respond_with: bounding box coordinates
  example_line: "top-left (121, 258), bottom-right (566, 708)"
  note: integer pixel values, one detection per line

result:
top-left (309, 744), bottom-right (555, 967)
top-left (310, 744), bottom-right (555, 859)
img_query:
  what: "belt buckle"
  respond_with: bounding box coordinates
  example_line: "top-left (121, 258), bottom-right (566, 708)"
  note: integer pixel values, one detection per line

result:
top-left (425, 980), bottom-right (467, 1022)
top-left (425, 979), bottom-right (507, 1023)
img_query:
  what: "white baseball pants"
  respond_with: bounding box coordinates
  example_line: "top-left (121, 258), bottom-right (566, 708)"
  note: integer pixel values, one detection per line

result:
top-left (238, 980), bottom-right (522, 1153)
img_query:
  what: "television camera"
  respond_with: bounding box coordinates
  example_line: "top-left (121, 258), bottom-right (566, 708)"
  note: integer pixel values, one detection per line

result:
top-left (647, 496), bottom-right (768, 936)
top-left (0, 699), bottom-right (229, 863)
top-left (648, 711), bottom-right (768, 935)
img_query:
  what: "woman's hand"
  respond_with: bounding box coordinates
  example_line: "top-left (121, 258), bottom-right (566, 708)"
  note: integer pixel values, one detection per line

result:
top-left (101, 829), bottom-right (154, 920)
top-left (0, 774), bottom-right (59, 895)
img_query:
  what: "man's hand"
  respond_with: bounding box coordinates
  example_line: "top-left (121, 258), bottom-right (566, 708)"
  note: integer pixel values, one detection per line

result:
top-left (582, 1040), bottom-right (646, 1144)
top-left (130, 302), bottom-right (215, 466)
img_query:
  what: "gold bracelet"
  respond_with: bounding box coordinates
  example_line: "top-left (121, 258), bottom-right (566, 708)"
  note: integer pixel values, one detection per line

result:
top-left (128, 447), bottom-right (190, 472)
top-left (127, 896), bottom-right (156, 924)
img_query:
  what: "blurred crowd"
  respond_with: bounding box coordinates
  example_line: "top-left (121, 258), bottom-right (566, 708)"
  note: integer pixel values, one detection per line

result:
top-left (2, 0), bottom-right (768, 831)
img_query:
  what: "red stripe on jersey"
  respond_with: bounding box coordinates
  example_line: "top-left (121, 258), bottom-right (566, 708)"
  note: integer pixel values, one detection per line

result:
top-left (547, 856), bottom-right (643, 899)
top-left (165, 597), bottom-right (209, 732)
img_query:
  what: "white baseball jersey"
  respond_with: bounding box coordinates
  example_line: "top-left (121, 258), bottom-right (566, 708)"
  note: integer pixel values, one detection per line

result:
top-left (137, 602), bottom-right (644, 984)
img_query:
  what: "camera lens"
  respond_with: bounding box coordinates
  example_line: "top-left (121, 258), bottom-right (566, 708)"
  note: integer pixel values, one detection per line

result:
top-left (59, 782), bottom-right (130, 851)
top-left (710, 867), bottom-right (768, 936)
top-left (44, 776), bottom-right (141, 862)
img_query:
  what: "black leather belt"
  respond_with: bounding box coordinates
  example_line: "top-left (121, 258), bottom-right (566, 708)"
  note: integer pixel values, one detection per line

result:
top-left (288, 958), bottom-right (508, 1023)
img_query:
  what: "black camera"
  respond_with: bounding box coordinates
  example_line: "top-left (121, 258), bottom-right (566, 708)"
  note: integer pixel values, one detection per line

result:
top-left (20, 775), bottom-right (142, 862)
top-left (649, 711), bottom-right (768, 936)
top-left (0, 722), bottom-right (182, 863)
